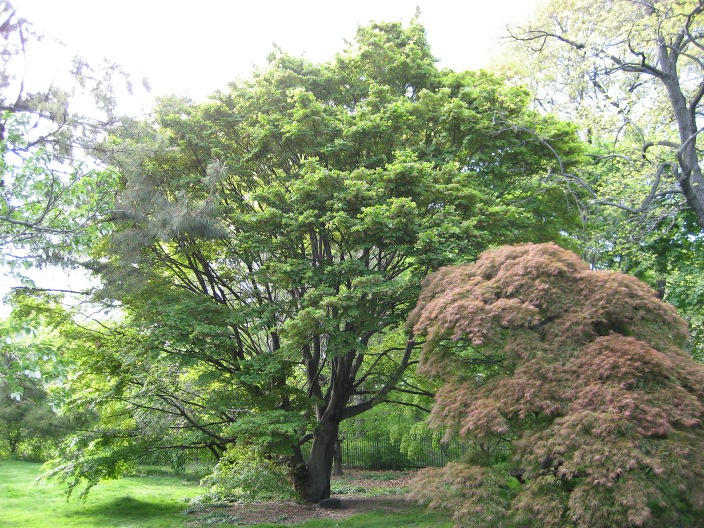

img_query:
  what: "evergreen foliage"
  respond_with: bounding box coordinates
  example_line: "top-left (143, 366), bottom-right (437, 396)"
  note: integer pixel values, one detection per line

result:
top-left (409, 243), bottom-right (704, 528)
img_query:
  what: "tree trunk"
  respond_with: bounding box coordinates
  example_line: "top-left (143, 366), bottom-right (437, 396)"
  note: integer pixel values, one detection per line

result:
top-left (332, 438), bottom-right (344, 476)
top-left (305, 419), bottom-right (339, 502)
top-left (8, 427), bottom-right (20, 455)
top-left (658, 40), bottom-right (704, 228)
top-left (289, 442), bottom-right (309, 500)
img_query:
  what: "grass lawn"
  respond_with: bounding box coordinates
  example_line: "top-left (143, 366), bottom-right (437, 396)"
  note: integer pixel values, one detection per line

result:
top-left (0, 459), bottom-right (202, 528)
top-left (0, 459), bottom-right (452, 528)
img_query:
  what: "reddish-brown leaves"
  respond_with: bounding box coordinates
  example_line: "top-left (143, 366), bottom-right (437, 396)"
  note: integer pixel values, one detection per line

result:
top-left (409, 243), bottom-right (704, 527)
top-left (410, 463), bottom-right (515, 528)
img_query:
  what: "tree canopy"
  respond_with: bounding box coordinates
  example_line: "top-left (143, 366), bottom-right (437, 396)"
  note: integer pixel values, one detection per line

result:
top-left (2, 3), bottom-right (703, 523)
top-left (45, 20), bottom-right (584, 502)
top-left (409, 243), bottom-right (704, 527)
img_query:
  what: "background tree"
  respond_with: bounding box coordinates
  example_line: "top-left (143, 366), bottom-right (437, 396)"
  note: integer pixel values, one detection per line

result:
top-left (643, 210), bottom-right (704, 361)
top-left (0, 371), bottom-right (65, 460)
top-left (505, 0), bottom-right (704, 229)
top-left (408, 243), bottom-right (704, 528)
top-left (336, 326), bottom-right (438, 471)
top-left (47, 21), bottom-right (584, 502)
top-left (500, 0), bottom-right (704, 357)
top-left (0, 295), bottom-right (88, 461)
top-left (0, 0), bottom-right (130, 276)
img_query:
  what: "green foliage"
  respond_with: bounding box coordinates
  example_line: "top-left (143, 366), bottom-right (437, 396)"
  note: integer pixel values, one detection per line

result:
top-left (0, 296), bottom-right (88, 461)
top-left (668, 274), bottom-right (704, 362)
top-left (0, 116), bottom-right (121, 268)
top-left (409, 243), bottom-right (704, 528)
top-left (0, 292), bottom-right (68, 387)
top-left (501, 0), bottom-right (704, 326)
top-left (338, 325), bottom-right (439, 465)
top-left (644, 212), bottom-right (704, 362)
top-left (0, 3), bottom-right (132, 272)
top-left (503, 0), bottom-right (704, 228)
top-left (201, 445), bottom-right (296, 502)
top-left (0, 377), bottom-right (61, 460)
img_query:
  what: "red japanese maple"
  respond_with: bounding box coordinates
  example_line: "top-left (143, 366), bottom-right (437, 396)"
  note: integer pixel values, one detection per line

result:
top-left (408, 243), bottom-right (704, 527)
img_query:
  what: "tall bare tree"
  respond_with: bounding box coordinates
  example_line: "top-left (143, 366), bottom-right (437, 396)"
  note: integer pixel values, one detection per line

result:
top-left (507, 0), bottom-right (704, 228)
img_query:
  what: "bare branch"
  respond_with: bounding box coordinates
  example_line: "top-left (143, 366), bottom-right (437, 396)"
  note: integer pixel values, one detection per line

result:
top-left (10, 286), bottom-right (92, 295)
top-left (381, 399), bottom-right (431, 413)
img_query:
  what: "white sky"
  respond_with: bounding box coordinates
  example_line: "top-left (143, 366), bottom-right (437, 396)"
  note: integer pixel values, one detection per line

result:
top-left (15, 0), bottom-right (540, 103)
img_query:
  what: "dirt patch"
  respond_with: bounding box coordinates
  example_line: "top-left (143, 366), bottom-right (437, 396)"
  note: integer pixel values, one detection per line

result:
top-left (214, 495), bottom-right (411, 525)
top-left (332, 468), bottom-right (415, 491)
top-left (188, 469), bottom-right (419, 526)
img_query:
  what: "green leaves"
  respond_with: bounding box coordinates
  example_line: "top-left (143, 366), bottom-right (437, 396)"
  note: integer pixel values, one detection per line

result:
top-left (203, 444), bottom-right (297, 501)
top-left (0, 2), bottom-right (142, 273)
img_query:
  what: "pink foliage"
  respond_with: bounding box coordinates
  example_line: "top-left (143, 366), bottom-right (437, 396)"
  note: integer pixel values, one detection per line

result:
top-left (409, 243), bottom-right (704, 527)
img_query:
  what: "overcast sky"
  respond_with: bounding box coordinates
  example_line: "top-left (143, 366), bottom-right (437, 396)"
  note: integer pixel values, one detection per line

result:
top-left (16, 0), bottom-right (540, 104)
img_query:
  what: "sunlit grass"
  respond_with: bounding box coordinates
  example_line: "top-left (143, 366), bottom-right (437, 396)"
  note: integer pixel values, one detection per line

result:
top-left (0, 459), bottom-right (201, 528)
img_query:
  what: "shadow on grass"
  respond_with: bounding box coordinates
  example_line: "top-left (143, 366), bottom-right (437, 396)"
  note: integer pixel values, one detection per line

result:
top-left (135, 464), bottom-right (210, 483)
top-left (70, 494), bottom-right (186, 521)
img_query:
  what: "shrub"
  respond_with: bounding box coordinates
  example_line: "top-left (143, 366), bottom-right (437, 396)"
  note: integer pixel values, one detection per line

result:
top-left (201, 446), bottom-right (295, 502)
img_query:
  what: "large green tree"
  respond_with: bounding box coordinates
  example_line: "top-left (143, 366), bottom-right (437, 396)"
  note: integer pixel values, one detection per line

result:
top-left (56, 21), bottom-right (583, 502)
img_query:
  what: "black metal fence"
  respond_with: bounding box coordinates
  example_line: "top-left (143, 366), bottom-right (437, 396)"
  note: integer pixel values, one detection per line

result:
top-left (339, 434), bottom-right (468, 470)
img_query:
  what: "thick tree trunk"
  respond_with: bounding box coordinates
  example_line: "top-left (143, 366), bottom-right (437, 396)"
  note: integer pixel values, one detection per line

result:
top-left (305, 419), bottom-right (339, 502)
top-left (658, 40), bottom-right (704, 228)
top-left (297, 337), bottom-right (416, 502)
top-left (289, 443), bottom-right (309, 500)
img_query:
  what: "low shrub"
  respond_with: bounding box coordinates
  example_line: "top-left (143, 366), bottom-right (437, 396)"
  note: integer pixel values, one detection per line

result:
top-left (201, 446), bottom-right (295, 502)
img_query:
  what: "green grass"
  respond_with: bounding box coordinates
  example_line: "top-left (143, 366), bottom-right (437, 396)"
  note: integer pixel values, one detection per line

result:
top-left (0, 459), bottom-right (452, 527)
top-left (0, 459), bottom-right (201, 528)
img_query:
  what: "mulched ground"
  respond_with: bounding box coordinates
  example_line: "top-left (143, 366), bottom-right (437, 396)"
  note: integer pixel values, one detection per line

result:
top-left (215, 495), bottom-right (412, 525)
top-left (189, 469), bottom-right (418, 526)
